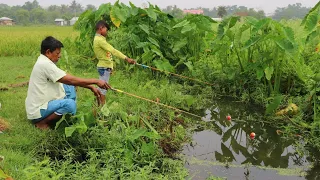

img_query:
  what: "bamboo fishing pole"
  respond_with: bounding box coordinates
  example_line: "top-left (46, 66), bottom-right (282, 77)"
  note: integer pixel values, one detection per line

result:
top-left (111, 88), bottom-right (202, 119)
top-left (136, 63), bottom-right (214, 86)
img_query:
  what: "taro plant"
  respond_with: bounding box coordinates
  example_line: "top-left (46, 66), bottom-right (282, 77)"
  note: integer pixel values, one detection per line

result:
top-left (75, 1), bottom-right (216, 73)
top-left (213, 16), bottom-right (306, 95)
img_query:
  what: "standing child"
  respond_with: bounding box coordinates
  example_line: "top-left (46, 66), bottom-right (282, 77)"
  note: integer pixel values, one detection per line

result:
top-left (93, 20), bottom-right (136, 105)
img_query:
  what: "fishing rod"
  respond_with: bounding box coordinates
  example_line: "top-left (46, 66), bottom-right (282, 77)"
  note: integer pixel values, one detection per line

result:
top-left (111, 88), bottom-right (202, 119)
top-left (135, 63), bottom-right (214, 86)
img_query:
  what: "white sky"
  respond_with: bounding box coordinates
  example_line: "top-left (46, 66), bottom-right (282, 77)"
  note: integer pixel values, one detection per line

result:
top-left (0, 0), bottom-right (318, 14)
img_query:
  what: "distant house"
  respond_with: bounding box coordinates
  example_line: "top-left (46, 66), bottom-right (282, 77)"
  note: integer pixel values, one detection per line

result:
top-left (69, 17), bottom-right (79, 26)
top-left (54, 19), bottom-right (66, 26)
top-left (183, 9), bottom-right (204, 15)
top-left (0, 17), bottom-right (14, 26)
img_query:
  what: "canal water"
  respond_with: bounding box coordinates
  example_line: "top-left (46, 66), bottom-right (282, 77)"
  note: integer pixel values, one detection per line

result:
top-left (183, 98), bottom-right (318, 180)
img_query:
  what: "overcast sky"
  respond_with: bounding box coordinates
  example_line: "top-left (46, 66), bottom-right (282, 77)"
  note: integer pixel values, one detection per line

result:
top-left (0, 0), bottom-right (318, 14)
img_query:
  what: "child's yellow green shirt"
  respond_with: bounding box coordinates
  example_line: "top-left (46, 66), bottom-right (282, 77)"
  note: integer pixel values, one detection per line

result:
top-left (93, 34), bottom-right (126, 69)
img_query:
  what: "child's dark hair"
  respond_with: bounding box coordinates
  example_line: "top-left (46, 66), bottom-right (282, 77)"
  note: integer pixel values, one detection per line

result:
top-left (95, 20), bottom-right (110, 30)
top-left (41, 36), bottom-right (64, 55)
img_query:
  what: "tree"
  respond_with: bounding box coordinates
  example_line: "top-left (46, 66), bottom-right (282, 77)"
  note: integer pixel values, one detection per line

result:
top-left (217, 6), bottom-right (227, 18)
top-left (85, 4), bottom-right (96, 11)
top-left (30, 8), bottom-right (46, 24)
top-left (22, 0), bottom-right (39, 11)
top-left (69, 0), bottom-right (83, 17)
top-left (0, 4), bottom-right (11, 17)
top-left (16, 9), bottom-right (30, 25)
top-left (60, 4), bottom-right (69, 14)
top-left (272, 3), bottom-right (311, 20)
top-left (47, 5), bottom-right (60, 12)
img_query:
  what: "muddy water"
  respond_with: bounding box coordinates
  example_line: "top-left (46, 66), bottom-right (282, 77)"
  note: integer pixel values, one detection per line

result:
top-left (183, 98), bottom-right (318, 180)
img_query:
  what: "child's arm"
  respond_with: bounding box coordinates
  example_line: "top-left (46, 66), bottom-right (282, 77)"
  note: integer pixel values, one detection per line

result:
top-left (100, 40), bottom-right (126, 59)
top-left (100, 40), bottom-right (135, 64)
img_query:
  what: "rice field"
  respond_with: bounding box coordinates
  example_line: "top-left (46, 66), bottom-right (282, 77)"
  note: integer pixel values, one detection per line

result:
top-left (0, 26), bottom-right (79, 56)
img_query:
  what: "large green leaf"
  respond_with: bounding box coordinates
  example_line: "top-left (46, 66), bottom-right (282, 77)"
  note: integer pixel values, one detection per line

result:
top-left (129, 2), bottom-right (139, 16)
top-left (181, 24), bottom-right (195, 34)
top-left (234, 24), bottom-right (250, 45)
top-left (154, 59), bottom-right (175, 72)
top-left (301, 1), bottom-right (320, 26)
top-left (141, 50), bottom-right (155, 63)
top-left (173, 38), bottom-right (188, 53)
top-left (147, 37), bottom-right (160, 47)
top-left (245, 16), bottom-right (258, 26)
top-left (275, 39), bottom-right (294, 52)
top-left (65, 126), bottom-right (77, 137)
top-left (252, 18), bottom-right (271, 33)
top-left (95, 4), bottom-right (111, 22)
top-left (77, 118), bottom-right (88, 134)
top-left (116, 6), bottom-right (128, 22)
top-left (256, 68), bottom-right (264, 80)
top-left (306, 29), bottom-right (319, 43)
top-left (242, 36), bottom-right (261, 49)
top-left (228, 16), bottom-right (239, 28)
top-left (264, 66), bottom-right (274, 81)
top-left (184, 61), bottom-right (193, 71)
top-left (217, 23), bottom-right (225, 39)
top-left (110, 6), bottom-right (123, 27)
top-left (139, 24), bottom-right (150, 35)
top-left (145, 8), bottom-right (157, 22)
top-left (225, 29), bottom-right (234, 39)
top-left (303, 10), bottom-right (319, 33)
top-left (266, 95), bottom-right (283, 115)
top-left (283, 27), bottom-right (295, 43)
top-left (137, 42), bottom-right (149, 48)
top-left (173, 20), bottom-right (190, 28)
top-left (151, 45), bottom-right (163, 57)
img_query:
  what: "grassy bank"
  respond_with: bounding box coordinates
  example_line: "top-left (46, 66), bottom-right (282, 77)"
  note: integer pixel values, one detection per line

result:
top-left (0, 55), bottom-right (212, 179)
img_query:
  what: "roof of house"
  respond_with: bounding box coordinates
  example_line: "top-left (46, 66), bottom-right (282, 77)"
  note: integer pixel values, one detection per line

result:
top-left (183, 9), bottom-right (204, 14)
top-left (54, 19), bottom-right (65, 22)
top-left (0, 17), bottom-right (13, 21)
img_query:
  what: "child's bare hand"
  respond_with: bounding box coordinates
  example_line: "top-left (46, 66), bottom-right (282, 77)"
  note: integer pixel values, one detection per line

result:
top-left (126, 58), bottom-right (136, 64)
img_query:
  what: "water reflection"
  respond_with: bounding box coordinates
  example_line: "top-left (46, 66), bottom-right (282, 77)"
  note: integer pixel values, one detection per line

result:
top-left (184, 99), bottom-right (312, 179)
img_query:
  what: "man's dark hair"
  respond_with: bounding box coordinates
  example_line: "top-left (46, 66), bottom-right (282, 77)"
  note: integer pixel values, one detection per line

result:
top-left (41, 36), bottom-right (64, 55)
top-left (95, 20), bottom-right (110, 31)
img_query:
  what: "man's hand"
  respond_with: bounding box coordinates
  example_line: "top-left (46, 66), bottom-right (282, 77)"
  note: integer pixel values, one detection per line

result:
top-left (125, 57), bottom-right (136, 64)
top-left (90, 87), bottom-right (103, 106)
top-left (96, 79), bottom-right (112, 90)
